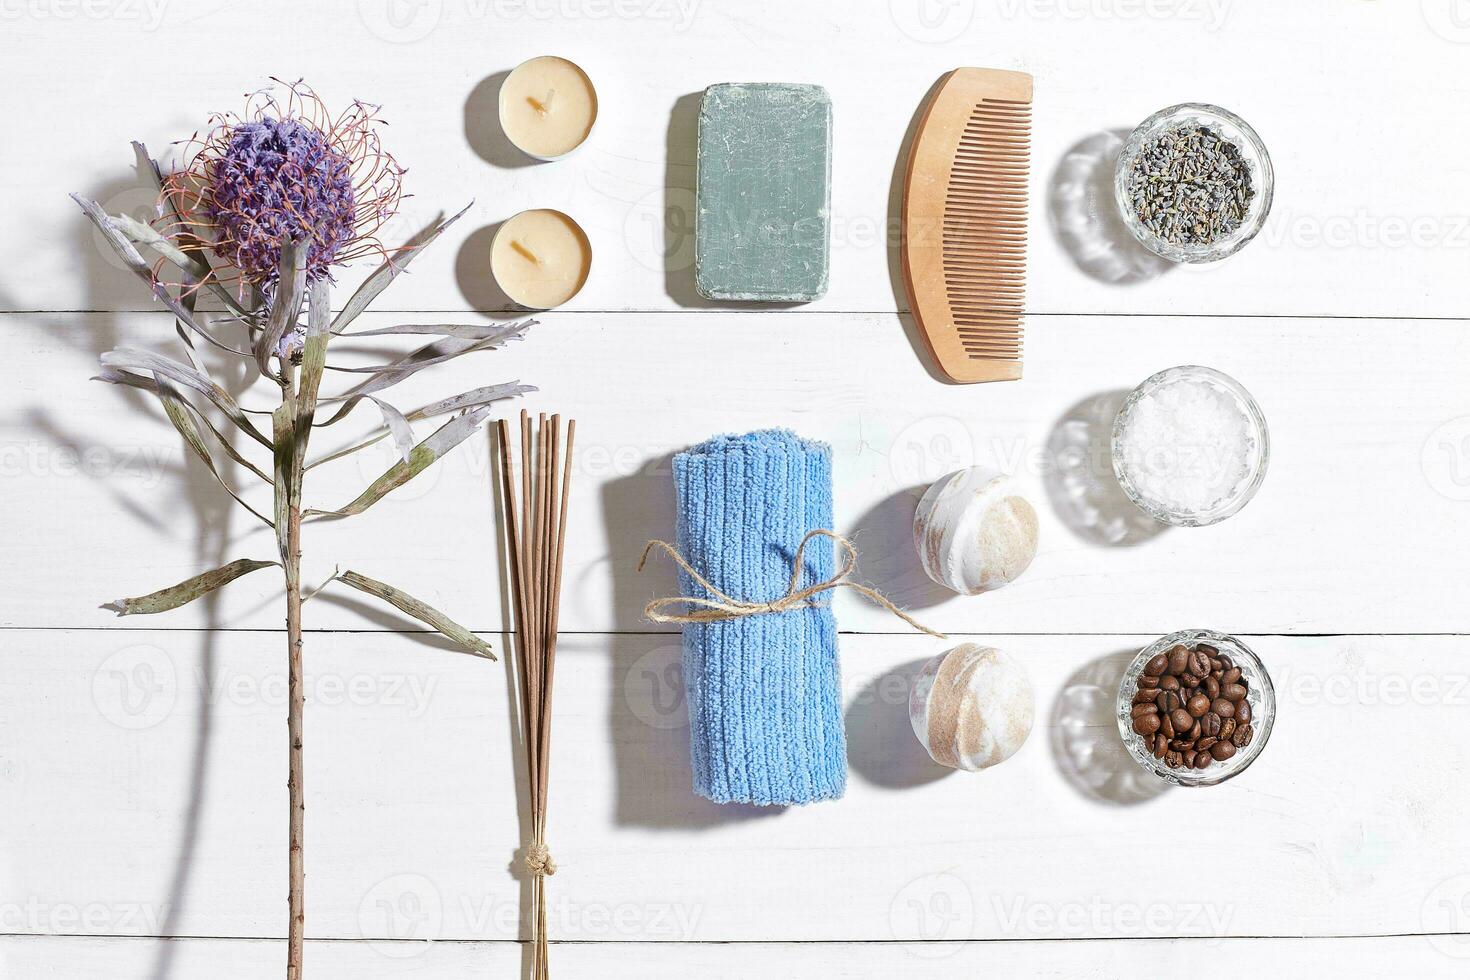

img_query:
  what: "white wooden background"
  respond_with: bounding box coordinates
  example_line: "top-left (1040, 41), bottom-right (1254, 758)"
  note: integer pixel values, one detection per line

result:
top-left (4, 1), bottom-right (1470, 976)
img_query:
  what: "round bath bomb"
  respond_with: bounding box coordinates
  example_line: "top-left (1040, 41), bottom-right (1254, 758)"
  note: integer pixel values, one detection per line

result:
top-left (913, 467), bottom-right (1038, 595)
top-left (909, 644), bottom-right (1034, 771)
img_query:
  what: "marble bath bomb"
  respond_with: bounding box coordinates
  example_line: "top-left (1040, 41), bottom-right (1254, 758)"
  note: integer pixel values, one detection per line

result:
top-left (913, 467), bottom-right (1038, 595)
top-left (909, 644), bottom-right (1035, 771)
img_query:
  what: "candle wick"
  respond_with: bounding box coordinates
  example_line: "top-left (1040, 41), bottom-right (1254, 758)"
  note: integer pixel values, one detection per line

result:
top-left (527, 89), bottom-right (556, 117)
top-left (511, 239), bottom-right (542, 266)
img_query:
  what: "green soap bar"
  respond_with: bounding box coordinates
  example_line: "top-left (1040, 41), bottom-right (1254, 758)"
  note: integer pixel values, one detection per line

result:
top-left (695, 83), bottom-right (832, 302)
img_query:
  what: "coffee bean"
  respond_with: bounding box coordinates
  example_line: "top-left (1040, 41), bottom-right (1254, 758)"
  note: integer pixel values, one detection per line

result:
top-left (1168, 647), bottom-right (1189, 675)
top-left (1130, 641), bottom-right (1265, 772)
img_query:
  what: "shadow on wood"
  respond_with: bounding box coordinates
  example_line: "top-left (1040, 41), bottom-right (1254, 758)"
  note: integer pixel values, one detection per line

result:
top-left (1046, 129), bottom-right (1173, 286)
top-left (1049, 647), bottom-right (1170, 806)
top-left (599, 457), bottom-right (781, 828)
top-left (845, 656), bottom-right (951, 790)
top-left (1043, 390), bottom-right (1168, 548)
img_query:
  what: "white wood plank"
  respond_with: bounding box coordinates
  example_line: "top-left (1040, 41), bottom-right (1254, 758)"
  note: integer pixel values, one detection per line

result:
top-left (6, 935), bottom-right (1470, 979)
top-left (5, 2), bottom-right (1469, 318)
top-left (5, 312), bottom-right (1468, 634)
top-left (4, 630), bottom-right (1467, 942)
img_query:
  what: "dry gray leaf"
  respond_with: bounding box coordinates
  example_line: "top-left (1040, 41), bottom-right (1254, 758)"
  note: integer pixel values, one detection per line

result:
top-left (368, 396), bottom-right (415, 464)
top-left (305, 381), bottom-right (532, 471)
top-left (72, 194), bottom-right (250, 356)
top-left (332, 203), bottom-right (471, 335)
top-left (99, 348), bottom-right (273, 445)
top-left (305, 407), bottom-right (492, 519)
top-left (154, 372), bottom-right (274, 526)
top-left (313, 320), bottom-right (530, 427)
top-left (104, 558), bottom-right (279, 615)
top-left (337, 322), bottom-right (530, 340)
top-left (338, 570), bottom-right (494, 659)
top-left (254, 240), bottom-right (308, 381)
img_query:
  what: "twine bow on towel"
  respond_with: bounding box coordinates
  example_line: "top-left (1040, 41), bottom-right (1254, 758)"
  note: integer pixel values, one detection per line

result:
top-left (638, 529), bottom-right (946, 638)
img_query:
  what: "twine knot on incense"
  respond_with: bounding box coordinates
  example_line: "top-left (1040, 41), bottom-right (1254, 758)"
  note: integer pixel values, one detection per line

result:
top-left (638, 529), bottom-right (945, 638)
top-left (523, 841), bottom-right (557, 878)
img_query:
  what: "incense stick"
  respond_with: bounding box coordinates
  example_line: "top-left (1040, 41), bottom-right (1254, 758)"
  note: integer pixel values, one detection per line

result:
top-left (497, 408), bottom-right (574, 979)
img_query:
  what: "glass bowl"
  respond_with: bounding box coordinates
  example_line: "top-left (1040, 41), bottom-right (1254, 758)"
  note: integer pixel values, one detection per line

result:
top-left (1114, 103), bottom-right (1274, 263)
top-left (1116, 629), bottom-right (1275, 787)
top-left (1111, 365), bottom-right (1269, 527)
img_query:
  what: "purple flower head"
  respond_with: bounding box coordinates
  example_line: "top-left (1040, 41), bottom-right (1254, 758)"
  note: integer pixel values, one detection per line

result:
top-left (159, 80), bottom-right (405, 293)
top-left (206, 117), bottom-right (355, 285)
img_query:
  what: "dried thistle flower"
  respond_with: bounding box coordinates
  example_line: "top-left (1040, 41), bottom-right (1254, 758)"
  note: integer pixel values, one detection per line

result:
top-left (75, 80), bottom-right (537, 980)
top-left (158, 78), bottom-right (404, 294)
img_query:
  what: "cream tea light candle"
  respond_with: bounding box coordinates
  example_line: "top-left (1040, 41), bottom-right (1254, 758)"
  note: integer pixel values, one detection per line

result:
top-left (499, 56), bottom-right (598, 159)
top-left (490, 209), bottom-right (592, 309)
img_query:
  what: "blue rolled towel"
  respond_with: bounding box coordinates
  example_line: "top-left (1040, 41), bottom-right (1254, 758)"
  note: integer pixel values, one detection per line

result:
top-left (672, 429), bottom-right (846, 805)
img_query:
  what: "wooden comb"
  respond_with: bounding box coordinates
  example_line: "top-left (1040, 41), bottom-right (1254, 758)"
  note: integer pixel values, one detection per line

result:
top-left (901, 68), bottom-right (1032, 383)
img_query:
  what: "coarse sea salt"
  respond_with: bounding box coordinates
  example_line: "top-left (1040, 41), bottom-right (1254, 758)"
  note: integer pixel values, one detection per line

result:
top-left (1117, 376), bottom-right (1255, 515)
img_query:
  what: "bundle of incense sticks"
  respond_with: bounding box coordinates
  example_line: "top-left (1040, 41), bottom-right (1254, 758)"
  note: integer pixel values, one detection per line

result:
top-left (496, 409), bottom-right (575, 978)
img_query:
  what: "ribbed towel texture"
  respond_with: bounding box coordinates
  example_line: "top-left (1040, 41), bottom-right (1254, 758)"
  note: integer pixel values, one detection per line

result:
top-left (673, 429), bottom-right (846, 805)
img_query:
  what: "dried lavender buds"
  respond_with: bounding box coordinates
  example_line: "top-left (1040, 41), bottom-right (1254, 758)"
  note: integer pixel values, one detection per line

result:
top-left (1129, 642), bottom-right (1254, 770)
top-left (1125, 123), bottom-right (1255, 246)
